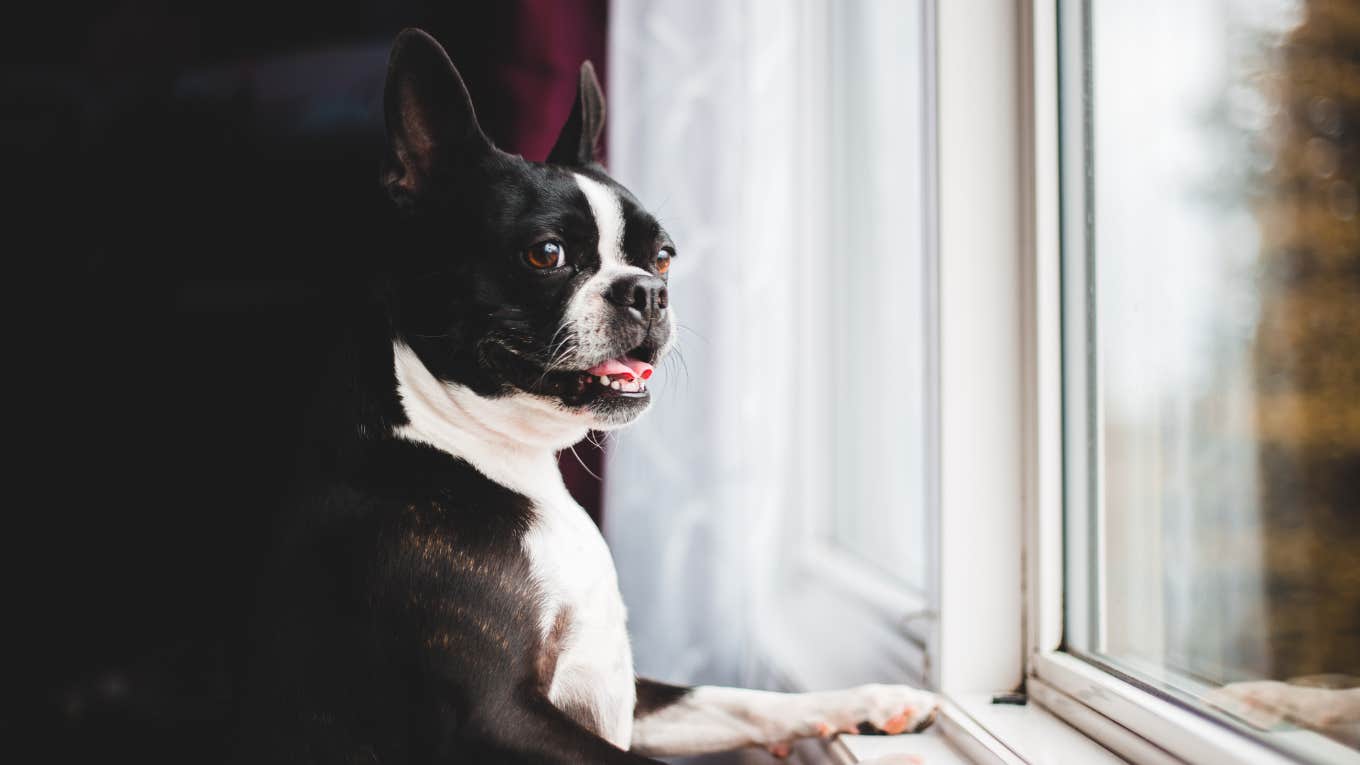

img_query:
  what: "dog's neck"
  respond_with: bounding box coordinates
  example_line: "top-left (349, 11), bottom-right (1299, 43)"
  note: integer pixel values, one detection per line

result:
top-left (390, 341), bottom-right (587, 503)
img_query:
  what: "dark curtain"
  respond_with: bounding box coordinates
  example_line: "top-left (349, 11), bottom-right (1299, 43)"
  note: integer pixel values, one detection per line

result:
top-left (4, 2), bottom-right (607, 762)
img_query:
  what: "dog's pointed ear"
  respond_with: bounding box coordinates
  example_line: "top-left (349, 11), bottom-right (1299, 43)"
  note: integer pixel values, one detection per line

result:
top-left (382, 29), bottom-right (491, 202)
top-left (547, 61), bottom-right (606, 167)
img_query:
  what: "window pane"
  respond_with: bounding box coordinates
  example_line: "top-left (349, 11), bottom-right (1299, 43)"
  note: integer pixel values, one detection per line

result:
top-left (825, 0), bottom-right (931, 591)
top-left (1067, 0), bottom-right (1360, 755)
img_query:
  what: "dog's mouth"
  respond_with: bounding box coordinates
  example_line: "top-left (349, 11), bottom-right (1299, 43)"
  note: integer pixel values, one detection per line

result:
top-left (578, 355), bottom-right (655, 397)
top-left (486, 340), bottom-right (661, 410)
top-left (556, 343), bottom-right (660, 409)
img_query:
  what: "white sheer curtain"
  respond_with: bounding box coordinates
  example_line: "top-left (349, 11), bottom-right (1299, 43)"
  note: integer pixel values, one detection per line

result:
top-left (602, 0), bottom-right (807, 690)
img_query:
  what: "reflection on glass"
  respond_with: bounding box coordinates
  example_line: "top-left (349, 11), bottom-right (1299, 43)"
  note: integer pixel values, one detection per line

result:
top-left (1076, 0), bottom-right (1360, 754)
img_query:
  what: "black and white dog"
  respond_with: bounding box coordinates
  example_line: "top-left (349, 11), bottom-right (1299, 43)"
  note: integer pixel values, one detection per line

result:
top-left (242, 29), bottom-right (937, 764)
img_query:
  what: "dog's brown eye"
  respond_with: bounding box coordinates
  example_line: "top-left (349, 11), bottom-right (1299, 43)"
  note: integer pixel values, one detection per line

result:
top-left (525, 241), bottom-right (566, 270)
top-left (656, 248), bottom-right (673, 274)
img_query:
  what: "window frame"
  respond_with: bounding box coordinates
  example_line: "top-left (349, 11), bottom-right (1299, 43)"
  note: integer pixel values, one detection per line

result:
top-left (1025, 2), bottom-right (1357, 764)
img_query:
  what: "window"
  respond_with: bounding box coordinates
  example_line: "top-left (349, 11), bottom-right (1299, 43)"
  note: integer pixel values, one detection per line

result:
top-left (1058, 0), bottom-right (1360, 760)
top-left (611, 1), bottom-right (1357, 761)
top-left (771, 0), bottom-right (1359, 760)
top-left (604, 0), bottom-right (938, 695)
top-left (779, 0), bottom-right (938, 688)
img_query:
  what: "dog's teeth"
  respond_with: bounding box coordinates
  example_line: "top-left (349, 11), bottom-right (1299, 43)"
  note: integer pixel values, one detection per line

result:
top-left (611, 380), bottom-right (622, 390)
top-left (599, 375), bottom-right (610, 385)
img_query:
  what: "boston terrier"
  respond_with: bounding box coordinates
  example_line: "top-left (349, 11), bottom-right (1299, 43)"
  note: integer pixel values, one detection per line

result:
top-left (240, 28), bottom-right (938, 764)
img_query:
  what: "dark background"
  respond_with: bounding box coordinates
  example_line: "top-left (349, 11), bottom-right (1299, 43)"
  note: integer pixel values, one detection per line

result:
top-left (4, 2), bottom-right (607, 761)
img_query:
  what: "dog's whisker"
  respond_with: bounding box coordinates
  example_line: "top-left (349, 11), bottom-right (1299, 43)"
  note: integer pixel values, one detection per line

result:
top-left (516, 324), bottom-right (578, 392)
top-left (564, 443), bottom-right (603, 482)
top-left (544, 336), bottom-right (577, 371)
top-left (539, 325), bottom-right (578, 371)
top-left (661, 344), bottom-right (691, 398)
top-left (543, 322), bottom-right (573, 356)
top-left (533, 336), bottom-right (580, 389)
top-left (676, 323), bottom-right (709, 344)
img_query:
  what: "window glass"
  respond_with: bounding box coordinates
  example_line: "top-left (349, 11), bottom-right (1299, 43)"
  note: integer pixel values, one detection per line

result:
top-left (1066, 0), bottom-right (1360, 754)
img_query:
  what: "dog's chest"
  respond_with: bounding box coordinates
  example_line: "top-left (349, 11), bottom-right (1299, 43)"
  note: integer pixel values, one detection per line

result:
top-left (523, 496), bottom-right (635, 748)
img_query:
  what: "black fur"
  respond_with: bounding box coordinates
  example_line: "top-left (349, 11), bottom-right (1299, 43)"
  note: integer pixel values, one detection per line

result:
top-left (633, 680), bottom-right (692, 720)
top-left (547, 61), bottom-right (606, 166)
top-left (237, 29), bottom-right (687, 764)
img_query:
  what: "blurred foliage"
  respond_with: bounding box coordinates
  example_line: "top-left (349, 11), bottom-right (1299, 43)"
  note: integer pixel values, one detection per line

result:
top-left (1253, 0), bottom-right (1360, 679)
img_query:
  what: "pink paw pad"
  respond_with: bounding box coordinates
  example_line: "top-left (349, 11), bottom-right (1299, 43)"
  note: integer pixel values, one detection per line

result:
top-left (881, 706), bottom-right (916, 735)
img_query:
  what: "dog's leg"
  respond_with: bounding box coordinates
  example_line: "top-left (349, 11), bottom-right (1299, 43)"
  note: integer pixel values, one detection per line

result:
top-left (630, 678), bottom-right (938, 758)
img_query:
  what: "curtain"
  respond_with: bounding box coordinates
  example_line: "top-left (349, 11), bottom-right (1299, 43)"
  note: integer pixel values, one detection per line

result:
top-left (603, 0), bottom-right (807, 691)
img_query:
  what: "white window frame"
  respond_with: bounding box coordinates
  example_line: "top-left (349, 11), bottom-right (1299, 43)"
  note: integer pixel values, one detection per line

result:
top-left (763, 0), bottom-right (1031, 719)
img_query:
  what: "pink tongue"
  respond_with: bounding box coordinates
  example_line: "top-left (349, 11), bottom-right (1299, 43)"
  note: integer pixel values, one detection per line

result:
top-left (585, 357), bottom-right (654, 381)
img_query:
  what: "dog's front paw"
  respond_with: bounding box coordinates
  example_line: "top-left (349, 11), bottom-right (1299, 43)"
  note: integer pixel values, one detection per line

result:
top-left (1206, 680), bottom-right (1360, 730)
top-left (823, 684), bottom-right (939, 736)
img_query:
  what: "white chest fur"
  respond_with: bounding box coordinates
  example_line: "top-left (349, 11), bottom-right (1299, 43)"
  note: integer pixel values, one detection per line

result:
top-left (524, 497), bottom-right (637, 749)
top-left (391, 342), bottom-right (637, 749)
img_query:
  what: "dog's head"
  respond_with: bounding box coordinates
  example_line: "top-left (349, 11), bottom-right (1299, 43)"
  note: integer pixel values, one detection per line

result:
top-left (380, 30), bottom-right (675, 437)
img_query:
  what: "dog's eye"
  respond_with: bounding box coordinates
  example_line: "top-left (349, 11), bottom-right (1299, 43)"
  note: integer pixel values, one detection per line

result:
top-left (525, 240), bottom-right (567, 270)
top-left (656, 248), bottom-right (673, 275)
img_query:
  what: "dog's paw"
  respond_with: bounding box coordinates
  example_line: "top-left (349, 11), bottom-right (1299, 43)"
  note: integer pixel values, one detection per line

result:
top-left (1206, 681), bottom-right (1360, 730)
top-left (821, 684), bottom-right (939, 736)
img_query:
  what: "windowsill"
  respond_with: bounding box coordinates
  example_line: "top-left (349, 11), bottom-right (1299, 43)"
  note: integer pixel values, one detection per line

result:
top-left (829, 724), bottom-right (970, 764)
top-left (814, 658), bottom-right (1360, 765)
top-left (1032, 651), bottom-right (1360, 765)
top-left (824, 695), bottom-right (1126, 765)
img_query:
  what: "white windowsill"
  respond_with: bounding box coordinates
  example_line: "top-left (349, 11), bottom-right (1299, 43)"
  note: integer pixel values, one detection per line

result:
top-left (823, 695), bottom-right (1126, 765)
top-left (1032, 651), bottom-right (1360, 765)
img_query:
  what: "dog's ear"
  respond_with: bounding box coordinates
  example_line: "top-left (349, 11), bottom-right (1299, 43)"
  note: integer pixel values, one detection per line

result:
top-left (547, 61), bottom-right (606, 167)
top-left (382, 28), bottom-right (491, 203)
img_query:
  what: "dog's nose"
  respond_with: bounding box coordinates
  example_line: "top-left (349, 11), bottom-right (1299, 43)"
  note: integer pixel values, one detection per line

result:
top-left (605, 273), bottom-right (668, 320)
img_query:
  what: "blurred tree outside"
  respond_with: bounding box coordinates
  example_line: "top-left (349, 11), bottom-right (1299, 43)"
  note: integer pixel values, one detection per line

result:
top-left (1252, 0), bottom-right (1360, 680)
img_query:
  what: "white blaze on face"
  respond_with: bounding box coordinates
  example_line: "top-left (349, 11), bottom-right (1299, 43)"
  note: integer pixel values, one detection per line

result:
top-left (564, 174), bottom-right (652, 366)
top-left (573, 173), bottom-right (627, 268)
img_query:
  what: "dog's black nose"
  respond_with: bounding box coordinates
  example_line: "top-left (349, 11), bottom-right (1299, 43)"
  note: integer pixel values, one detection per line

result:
top-left (605, 273), bottom-right (668, 320)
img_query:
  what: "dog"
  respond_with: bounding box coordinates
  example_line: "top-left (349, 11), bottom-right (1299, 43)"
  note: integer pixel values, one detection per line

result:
top-left (239, 28), bottom-right (938, 764)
